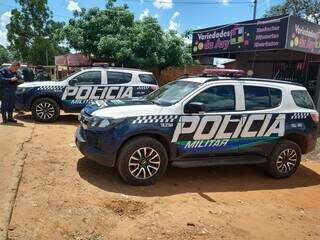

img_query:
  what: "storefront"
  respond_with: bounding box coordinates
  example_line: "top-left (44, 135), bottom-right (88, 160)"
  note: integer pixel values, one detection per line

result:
top-left (192, 15), bottom-right (320, 99)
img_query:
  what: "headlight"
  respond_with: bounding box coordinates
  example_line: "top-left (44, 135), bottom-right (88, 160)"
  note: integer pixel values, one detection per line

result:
top-left (89, 116), bottom-right (111, 128)
top-left (16, 87), bottom-right (27, 94)
top-left (91, 117), bottom-right (110, 128)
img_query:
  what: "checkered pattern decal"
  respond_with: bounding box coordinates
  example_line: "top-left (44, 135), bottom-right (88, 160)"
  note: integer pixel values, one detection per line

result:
top-left (291, 112), bottom-right (309, 119)
top-left (37, 86), bottom-right (65, 92)
top-left (132, 115), bottom-right (178, 124)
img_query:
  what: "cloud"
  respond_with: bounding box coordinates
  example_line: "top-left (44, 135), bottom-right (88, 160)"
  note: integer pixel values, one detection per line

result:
top-left (139, 9), bottom-right (150, 20)
top-left (168, 11), bottom-right (180, 31)
top-left (221, 0), bottom-right (229, 6)
top-left (183, 37), bottom-right (192, 45)
top-left (0, 11), bottom-right (11, 47)
top-left (67, 0), bottom-right (81, 12)
top-left (305, 13), bottom-right (319, 23)
top-left (153, 0), bottom-right (173, 9)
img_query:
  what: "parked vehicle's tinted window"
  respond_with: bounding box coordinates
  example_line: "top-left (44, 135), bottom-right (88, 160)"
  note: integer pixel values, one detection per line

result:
top-left (139, 74), bottom-right (157, 85)
top-left (270, 88), bottom-right (282, 107)
top-left (244, 86), bottom-right (282, 110)
top-left (291, 90), bottom-right (315, 109)
top-left (107, 71), bottom-right (132, 84)
top-left (74, 71), bottom-right (101, 85)
top-left (191, 85), bottom-right (235, 112)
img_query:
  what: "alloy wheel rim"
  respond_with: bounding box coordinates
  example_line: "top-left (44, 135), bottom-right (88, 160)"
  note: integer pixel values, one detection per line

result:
top-left (128, 147), bottom-right (161, 179)
top-left (36, 102), bottom-right (55, 120)
top-left (276, 148), bottom-right (298, 174)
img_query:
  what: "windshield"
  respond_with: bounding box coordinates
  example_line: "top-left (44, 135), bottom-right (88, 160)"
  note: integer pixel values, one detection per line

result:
top-left (60, 70), bottom-right (81, 81)
top-left (145, 80), bottom-right (200, 106)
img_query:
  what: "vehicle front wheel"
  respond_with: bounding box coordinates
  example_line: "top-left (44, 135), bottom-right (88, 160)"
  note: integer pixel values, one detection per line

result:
top-left (116, 137), bottom-right (168, 186)
top-left (31, 98), bottom-right (60, 122)
top-left (265, 139), bottom-right (301, 178)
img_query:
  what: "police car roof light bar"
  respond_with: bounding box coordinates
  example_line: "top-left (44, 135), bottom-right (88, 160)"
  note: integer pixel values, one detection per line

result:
top-left (202, 68), bottom-right (246, 78)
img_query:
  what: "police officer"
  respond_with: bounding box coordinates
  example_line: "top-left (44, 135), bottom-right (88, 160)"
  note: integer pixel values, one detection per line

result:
top-left (0, 61), bottom-right (21, 123)
top-left (22, 62), bottom-right (34, 82)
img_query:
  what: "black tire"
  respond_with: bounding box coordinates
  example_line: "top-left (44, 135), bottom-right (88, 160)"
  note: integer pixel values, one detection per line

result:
top-left (31, 98), bottom-right (60, 122)
top-left (116, 137), bottom-right (168, 186)
top-left (265, 139), bottom-right (301, 178)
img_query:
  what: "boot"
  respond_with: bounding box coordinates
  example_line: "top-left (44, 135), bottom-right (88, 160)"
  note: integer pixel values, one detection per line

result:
top-left (1, 113), bottom-right (7, 124)
top-left (7, 112), bottom-right (17, 123)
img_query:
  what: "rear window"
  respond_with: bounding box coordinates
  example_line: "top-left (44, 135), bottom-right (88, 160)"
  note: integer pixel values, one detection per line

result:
top-left (244, 86), bottom-right (282, 110)
top-left (291, 90), bottom-right (315, 109)
top-left (107, 71), bottom-right (132, 84)
top-left (139, 74), bottom-right (157, 85)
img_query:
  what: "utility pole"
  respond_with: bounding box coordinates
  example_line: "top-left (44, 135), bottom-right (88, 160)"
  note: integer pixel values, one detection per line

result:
top-left (44, 36), bottom-right (50, 66)
top-left (253, 0), bottom-right (257, 20)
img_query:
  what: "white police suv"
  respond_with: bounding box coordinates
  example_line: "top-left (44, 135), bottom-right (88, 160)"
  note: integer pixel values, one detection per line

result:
top-left (76, 71), bottom-right (319, 185)
top-left (15, 68), bottom-right (158, 122)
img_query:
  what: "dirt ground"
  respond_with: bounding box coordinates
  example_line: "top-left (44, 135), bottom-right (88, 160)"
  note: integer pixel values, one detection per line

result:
top-left (1, 113), bottom-right (320, 240)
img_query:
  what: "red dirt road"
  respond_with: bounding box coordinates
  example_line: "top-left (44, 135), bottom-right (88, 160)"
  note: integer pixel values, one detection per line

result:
top-left (1, 114), bottom-right (319, 240)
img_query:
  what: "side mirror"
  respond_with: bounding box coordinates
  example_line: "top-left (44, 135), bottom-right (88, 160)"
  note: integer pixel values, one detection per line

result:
top-left (184, 102), bottom-right (205, 114)
top-left (69, 78), bottom-right (78, 86)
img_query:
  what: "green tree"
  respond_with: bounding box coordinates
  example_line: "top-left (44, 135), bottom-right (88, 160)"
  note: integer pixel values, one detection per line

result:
top-left (7, 0), bottom-right (68, 65)
top-left (65, 0), bottom-right (193, 69)
top-left (265, 0), bottom-right (320, 24)
top-left (65, 1), bottom-right (135, 65)
top-left (161, 30), bottom-right (193, 69)
top-left (131, 16), bottom-right (165, 68)
top-left (0, 45), bottom-right (12, 64)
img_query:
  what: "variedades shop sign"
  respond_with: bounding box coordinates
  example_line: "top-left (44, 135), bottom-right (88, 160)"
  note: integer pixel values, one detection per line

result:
top-left (192, 16), bottom-right (289, 55)
top-left (286, 16), bottom-right (320, 55)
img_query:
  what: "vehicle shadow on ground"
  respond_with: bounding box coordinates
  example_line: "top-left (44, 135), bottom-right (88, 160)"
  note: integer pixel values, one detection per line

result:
top-left (77, 157), bottom-right (320, 197)
top-left (15, 114), bottom-right (79, 126)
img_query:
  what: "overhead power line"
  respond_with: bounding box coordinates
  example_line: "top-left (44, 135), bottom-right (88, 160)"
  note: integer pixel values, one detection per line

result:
top-left (122, 0), bottom-right (254, 5)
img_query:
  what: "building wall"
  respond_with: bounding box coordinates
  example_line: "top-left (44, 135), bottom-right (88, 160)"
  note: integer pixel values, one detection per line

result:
top-left (151, 65), bottom-right (212, 86)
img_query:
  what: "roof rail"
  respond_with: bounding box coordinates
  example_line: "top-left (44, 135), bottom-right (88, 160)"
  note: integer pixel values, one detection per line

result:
top-left (239, 77), bottom-right (304, 86)
top-left (107, 67), bottom-right (142, 71)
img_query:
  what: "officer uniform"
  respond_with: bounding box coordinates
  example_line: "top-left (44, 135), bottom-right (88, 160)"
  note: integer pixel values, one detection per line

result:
top-left (0, 67), bottom-right (18, 122)
top-left (22, 67), bottom-right (34, 82)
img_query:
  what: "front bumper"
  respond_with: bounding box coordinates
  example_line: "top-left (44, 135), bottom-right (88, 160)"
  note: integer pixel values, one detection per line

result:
top-left (75, 127), bottom-right (116, 167)
top-left (15, 92), bottom-right (30, 111)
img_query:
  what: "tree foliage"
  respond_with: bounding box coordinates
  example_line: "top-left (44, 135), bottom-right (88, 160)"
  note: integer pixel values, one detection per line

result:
top-left (7, 0), bottom-right (68, 65)
top-left (64, 2), bottom-right (135, 64)
top-left (0, 45), bottom-right (12, 65)
top-left (65, 0), bottom-right (192, 69)
top-left (265, 0), bottom-right (320, 24)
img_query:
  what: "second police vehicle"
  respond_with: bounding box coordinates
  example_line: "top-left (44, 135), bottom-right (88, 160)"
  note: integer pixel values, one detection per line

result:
top-left (15, 68), bottom-right (158, 122)
top-left (76, 69), bottom-right (319, 185)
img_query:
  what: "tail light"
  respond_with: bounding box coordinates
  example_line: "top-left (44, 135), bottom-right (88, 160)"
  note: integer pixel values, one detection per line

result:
top-left (149, 85), bottom-right (158, 92)
top-left (311, 111), bottom-right (319, 123)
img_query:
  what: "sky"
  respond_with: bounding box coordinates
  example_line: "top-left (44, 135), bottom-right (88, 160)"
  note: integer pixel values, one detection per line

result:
top-left (0, 0), bottom-right (283, 47)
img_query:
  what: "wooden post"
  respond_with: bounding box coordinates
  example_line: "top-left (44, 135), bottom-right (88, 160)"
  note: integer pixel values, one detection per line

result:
top-left (314, 64), bottom-right (320, 112)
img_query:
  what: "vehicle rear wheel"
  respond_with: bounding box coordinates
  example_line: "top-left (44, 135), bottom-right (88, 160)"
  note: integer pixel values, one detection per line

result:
top-left (116, 137), bottom-right (168, 186)
top-left (265, 139), bottom-right (301, 178)
top-left (31, 98), bottom-right (60, 122)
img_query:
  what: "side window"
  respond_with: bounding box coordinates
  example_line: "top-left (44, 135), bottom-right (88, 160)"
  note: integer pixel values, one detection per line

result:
top-left (270, 88), bottom-right (282, 107)
top-left (190, 85), bottom-right (235, 112)
top-left (139, 74), bottom-right (157, 85)
top-left (73, 71), bottom-right (101, 85)
top-left (291, 90), bottom-right (315, 109)
top-left (244, 86), bottom-right (282, 110)
top-left (107, 71), bottom-right (132, 84)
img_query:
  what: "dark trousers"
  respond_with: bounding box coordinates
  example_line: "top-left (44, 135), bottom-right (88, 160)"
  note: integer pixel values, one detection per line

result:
top-left (1, 89), bottom-right (16, 119)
